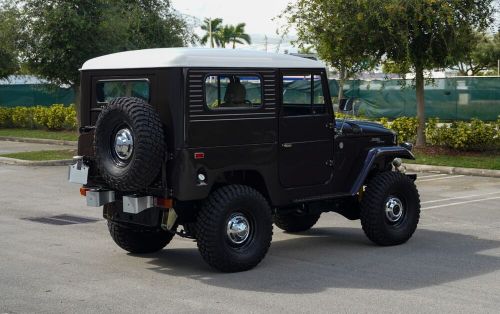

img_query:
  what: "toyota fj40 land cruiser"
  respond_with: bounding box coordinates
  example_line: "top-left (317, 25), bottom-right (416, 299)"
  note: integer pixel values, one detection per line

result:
top-left (69, 48), bottom-right (420, 272)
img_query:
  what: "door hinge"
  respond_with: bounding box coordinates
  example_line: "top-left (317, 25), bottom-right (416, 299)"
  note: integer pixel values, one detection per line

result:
top-left (325, 160), bottom-right (334, 167)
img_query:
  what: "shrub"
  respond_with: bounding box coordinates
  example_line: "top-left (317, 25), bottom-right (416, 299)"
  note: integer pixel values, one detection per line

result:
top-left (388, 117), bottom-right (418, 143)
top-left (10, 106), bottom-right (39, 129)
top-left (422, 118), bottom-right (498, 151)
top-left (33, 105), bottom-right (49, 128)
top-left (64, 105), bottom-right (78, 130)
top-left (45, 104), bottom-right (68, 130)
top-left (0, 107), bottom-right (13, 128)
top-left (381, 117), bottom-right (499, 151)
top-left (378, 117), bottom-right (390, 129)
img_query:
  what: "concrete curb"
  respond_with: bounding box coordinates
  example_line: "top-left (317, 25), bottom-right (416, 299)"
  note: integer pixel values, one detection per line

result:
top-left (0, 156), bottom-right (73, 166)
top-left (405, 163), bottom-right (500, 178)
top-left (0, 136), bottom-right (77, 147)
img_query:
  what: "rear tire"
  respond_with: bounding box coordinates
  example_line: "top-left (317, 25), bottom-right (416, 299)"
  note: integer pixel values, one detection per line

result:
top-left (360, 172), bottom-right (420, 246)
top-left (196, 185), bottom-right (273, 272)
top-left (273, 210), bottom-right (321, 232)
top-left (107, 220), bottom-right (174, 254)
top-left (94, 97), bottom-right (165, 191)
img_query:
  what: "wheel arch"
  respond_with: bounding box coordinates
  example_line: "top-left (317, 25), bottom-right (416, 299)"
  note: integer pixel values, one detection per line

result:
top-left (349, 146), bottom-right (415, 196)
top-left (211, 169), bottom-right (272, 203)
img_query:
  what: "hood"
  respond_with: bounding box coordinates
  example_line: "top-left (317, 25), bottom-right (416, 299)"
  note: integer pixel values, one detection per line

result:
top-left (336, 120), bottom-right (396, 137)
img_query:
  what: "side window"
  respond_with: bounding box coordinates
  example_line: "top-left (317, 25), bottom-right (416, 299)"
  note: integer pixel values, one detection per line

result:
top-left (96, 79), bottom-right (150, 104)
top-left (282, 74), bottom-right (326, 116)
top-left (205, 74), bottom-right (262, 109)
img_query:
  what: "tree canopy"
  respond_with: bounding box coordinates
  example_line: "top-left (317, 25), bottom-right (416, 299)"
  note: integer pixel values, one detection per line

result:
top-left (0, 1), bottom-right (20, 79)
top-left (17, 0), bottom-right (194, 87)
top-left (281, 0), bottom-right (385, 101)
top-left (379, 0), bottom-right (495, 145)
top-left (454, 31), bottom-right (500, 76)
top-left (284, 0), bottom-right (495, 146)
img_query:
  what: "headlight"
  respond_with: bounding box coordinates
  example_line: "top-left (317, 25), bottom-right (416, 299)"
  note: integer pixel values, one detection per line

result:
top-left (401, 142), bottom-right (413, 152)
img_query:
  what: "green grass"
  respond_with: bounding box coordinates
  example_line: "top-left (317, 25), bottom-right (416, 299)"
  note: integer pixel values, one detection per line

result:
top-left (0, 128), bottom-right (77, 141)
top-left (406, 152), bottom-right (500, 170)
top-left (0, 149), bottom-right (76, 161)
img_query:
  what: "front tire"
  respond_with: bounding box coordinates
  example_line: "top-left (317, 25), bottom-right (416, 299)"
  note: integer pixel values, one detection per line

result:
top-left (196, 185), bottom-right (273, 272)
top-left (107, 220), bottom-right (174, 254)
top-left (360, 172), bottom-right (420, 246)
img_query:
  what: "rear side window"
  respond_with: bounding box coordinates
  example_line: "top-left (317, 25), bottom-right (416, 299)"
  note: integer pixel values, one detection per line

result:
top-left (205, 74), bottom-right (262, 109)
top-left (282, 74), bottom-right (325, 116)
top-left (96, 79), bottom-right (150, 104)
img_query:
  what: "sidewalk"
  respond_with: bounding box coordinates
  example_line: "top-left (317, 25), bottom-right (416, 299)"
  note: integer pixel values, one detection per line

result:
top-left (0, 139), bottom-right (75, 166)
top-left (0, 140), bottom-right (73, 155)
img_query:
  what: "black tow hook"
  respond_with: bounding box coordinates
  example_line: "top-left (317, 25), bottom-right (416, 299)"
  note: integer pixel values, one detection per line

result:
top-left (79, 125), bottom-right (96, 134)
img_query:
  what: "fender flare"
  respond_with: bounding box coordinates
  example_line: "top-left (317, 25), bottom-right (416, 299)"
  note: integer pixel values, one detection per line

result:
top-left (349, 146), bottom-right (415, 195)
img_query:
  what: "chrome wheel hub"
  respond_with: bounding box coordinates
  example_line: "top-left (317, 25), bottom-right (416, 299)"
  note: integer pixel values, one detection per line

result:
top-left (385, 196), bottom-right (404, 223)
top-left (114, 128), bottom-right (134, 161)
top-left (226, 213), bottom-right (250, 245)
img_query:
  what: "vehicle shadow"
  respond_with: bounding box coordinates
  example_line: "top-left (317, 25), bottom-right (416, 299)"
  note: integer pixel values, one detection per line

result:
top-left (140, 227), bottom-right (500, 294)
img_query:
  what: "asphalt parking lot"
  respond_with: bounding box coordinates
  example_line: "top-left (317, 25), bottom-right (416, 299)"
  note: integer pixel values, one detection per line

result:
top-left (1, 165), bottom-right (499, 313)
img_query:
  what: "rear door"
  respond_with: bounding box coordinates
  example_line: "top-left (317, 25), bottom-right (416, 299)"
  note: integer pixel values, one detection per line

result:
top-left (278, 70), bottom-right (334, 188)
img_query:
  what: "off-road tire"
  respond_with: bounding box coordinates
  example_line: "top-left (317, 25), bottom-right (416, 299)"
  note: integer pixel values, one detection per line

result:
top-left (196, 185), bottom-right (273, 272)
top-left (94, 97), bottom-right (165, 191)
top-left (360, 171), bottom-right (420, 246)
top-left (273, 211), bottom-right (321, 232)
top-left (107, 220), bottom-right (174, 254)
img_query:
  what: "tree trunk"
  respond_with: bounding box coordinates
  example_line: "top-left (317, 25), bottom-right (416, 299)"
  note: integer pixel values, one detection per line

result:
top-left (73, 84), bottom-right (81, 126)
top-left (415, 66), bottom-right (426, 147)
top-left (337, 65), bottom-right (346, 107)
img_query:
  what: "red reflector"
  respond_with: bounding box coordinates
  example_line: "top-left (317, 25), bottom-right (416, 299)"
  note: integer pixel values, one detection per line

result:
top-left (155, 197), bottom-right (173, 208)
top-left (80, 187), bottom-right (88, 197)
top-left (194, 152), bottom-right (205, 159)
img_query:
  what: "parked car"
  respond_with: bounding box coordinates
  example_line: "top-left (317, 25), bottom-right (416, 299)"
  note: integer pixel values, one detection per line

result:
top-left (69, 48), bottom-right (420, 272)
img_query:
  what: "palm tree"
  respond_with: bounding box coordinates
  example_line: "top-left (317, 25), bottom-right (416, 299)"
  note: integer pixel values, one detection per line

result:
top-left (228, 23), bottom-right (251, 49)
top-left (219, 25), bottom-right (235, 48)
top-left (200, 18), bottom-right (223, 48)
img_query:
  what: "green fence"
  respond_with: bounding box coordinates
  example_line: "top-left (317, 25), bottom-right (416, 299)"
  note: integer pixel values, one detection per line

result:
top-left (0, 84), bottom-right (74, 107)
top-left (1, 77), bottom-right (499, 121)
top-left (330, 77), bottom-right (500, 121)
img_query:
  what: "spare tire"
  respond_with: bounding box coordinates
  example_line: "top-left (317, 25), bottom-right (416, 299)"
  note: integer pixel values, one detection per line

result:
top-left (94, 97), bottom-right (165, 191)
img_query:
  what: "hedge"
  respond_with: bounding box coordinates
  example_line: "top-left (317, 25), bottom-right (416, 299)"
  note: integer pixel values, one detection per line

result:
top-left (379, 117), bottom-right (500, 151)
top-left (1, 105), bottom-right (499, 151)
top-left (0, 104), bottom-right (77, 130)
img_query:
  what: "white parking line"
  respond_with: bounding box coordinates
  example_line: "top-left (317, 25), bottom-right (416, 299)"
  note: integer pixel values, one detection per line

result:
top-left (418, 175), bottom-right (465, 182)
top-left (422, 196), bottom-right (500, 210)
top-left (422, 191), bottom-right (500, 204)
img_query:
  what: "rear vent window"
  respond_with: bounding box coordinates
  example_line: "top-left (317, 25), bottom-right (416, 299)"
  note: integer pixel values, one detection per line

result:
top-left (96, 79), bottom-right (150, 104)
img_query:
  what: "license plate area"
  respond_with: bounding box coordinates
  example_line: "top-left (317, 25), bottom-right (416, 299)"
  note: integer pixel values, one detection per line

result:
top-left (68, 160), bottom-right (89, 185)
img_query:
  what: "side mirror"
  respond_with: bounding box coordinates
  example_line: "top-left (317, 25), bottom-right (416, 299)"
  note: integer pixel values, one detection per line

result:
top-left (339, 98), bottom-right (353, 112)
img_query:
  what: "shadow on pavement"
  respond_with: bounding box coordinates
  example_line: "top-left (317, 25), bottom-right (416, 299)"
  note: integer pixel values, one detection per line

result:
top-left (141, 227), bottom-right (500, 294)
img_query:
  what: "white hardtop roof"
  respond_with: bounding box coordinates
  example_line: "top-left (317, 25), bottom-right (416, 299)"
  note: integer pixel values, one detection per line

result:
top-left (81, 48), bottom-right (325, 70)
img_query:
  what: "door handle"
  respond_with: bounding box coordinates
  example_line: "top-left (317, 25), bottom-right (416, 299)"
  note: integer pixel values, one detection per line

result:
top-left (282, 143), bottom-right (293, 148)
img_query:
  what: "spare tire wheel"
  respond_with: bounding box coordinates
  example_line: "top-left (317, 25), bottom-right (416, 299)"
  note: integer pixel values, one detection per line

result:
top-left (94, 97), bottom-right (165, 191)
